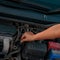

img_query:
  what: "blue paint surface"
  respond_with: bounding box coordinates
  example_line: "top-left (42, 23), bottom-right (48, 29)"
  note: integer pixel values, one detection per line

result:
top-left (0, 0), bottom-right (60, 23)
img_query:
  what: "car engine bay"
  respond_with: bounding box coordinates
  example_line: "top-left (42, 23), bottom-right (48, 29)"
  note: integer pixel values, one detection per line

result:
top-left (0, 19), bottom-right (59, 60)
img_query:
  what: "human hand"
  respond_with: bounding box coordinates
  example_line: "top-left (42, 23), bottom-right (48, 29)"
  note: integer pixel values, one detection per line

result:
top-left (21, 32), bottom-right (35, 43)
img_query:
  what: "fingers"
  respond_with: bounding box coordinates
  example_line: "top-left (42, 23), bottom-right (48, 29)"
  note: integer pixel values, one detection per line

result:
top-left (20, 32), bottom-right (34, 43)
top-left (21, 34), bottom-right (25, 40)
top-left (21, 33), bottom-right (27, 43)
top-left (21, 39), bottom-right (27, 43)
top-left (21, 32), bottom-right (28, 40)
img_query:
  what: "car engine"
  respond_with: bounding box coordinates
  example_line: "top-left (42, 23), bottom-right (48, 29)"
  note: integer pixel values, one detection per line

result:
top-left (0, 20), bottom-right (59, 60)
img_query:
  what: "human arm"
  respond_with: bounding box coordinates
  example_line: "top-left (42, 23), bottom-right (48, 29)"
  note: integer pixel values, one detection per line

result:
top-left (21, 24), bottom-right (60, 42)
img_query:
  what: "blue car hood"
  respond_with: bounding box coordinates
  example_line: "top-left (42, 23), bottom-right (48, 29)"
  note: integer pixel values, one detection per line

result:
top-left (23, 0), bottom-right (60, 10)
top-left (0, 0), bottom-right (60, 23)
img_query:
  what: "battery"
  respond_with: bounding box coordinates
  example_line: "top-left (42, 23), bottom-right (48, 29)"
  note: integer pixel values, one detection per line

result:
top-left (48, 49), bottom-right (60, 60)
top-left (48, 42), bottom-right (60, 50)
top-left (51, 49), bottom-right (60, 54)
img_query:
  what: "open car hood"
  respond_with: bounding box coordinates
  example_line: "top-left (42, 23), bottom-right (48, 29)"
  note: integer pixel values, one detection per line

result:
top-left (0, 0), bottom-right (60, 23)
top-left (22, 0), bottom-right (60, 11)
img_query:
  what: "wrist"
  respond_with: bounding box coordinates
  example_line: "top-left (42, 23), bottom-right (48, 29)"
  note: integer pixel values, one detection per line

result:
top-left (32, 34), bottom-right (37, 40)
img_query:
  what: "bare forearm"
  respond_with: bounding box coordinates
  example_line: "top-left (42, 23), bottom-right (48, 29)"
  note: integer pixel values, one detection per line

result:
top-left (33, 24), bottom-right (60, 40)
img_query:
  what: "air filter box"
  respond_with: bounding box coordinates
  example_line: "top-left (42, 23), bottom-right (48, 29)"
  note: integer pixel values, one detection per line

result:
top-left (22, 41), bottom-right (47, 60)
